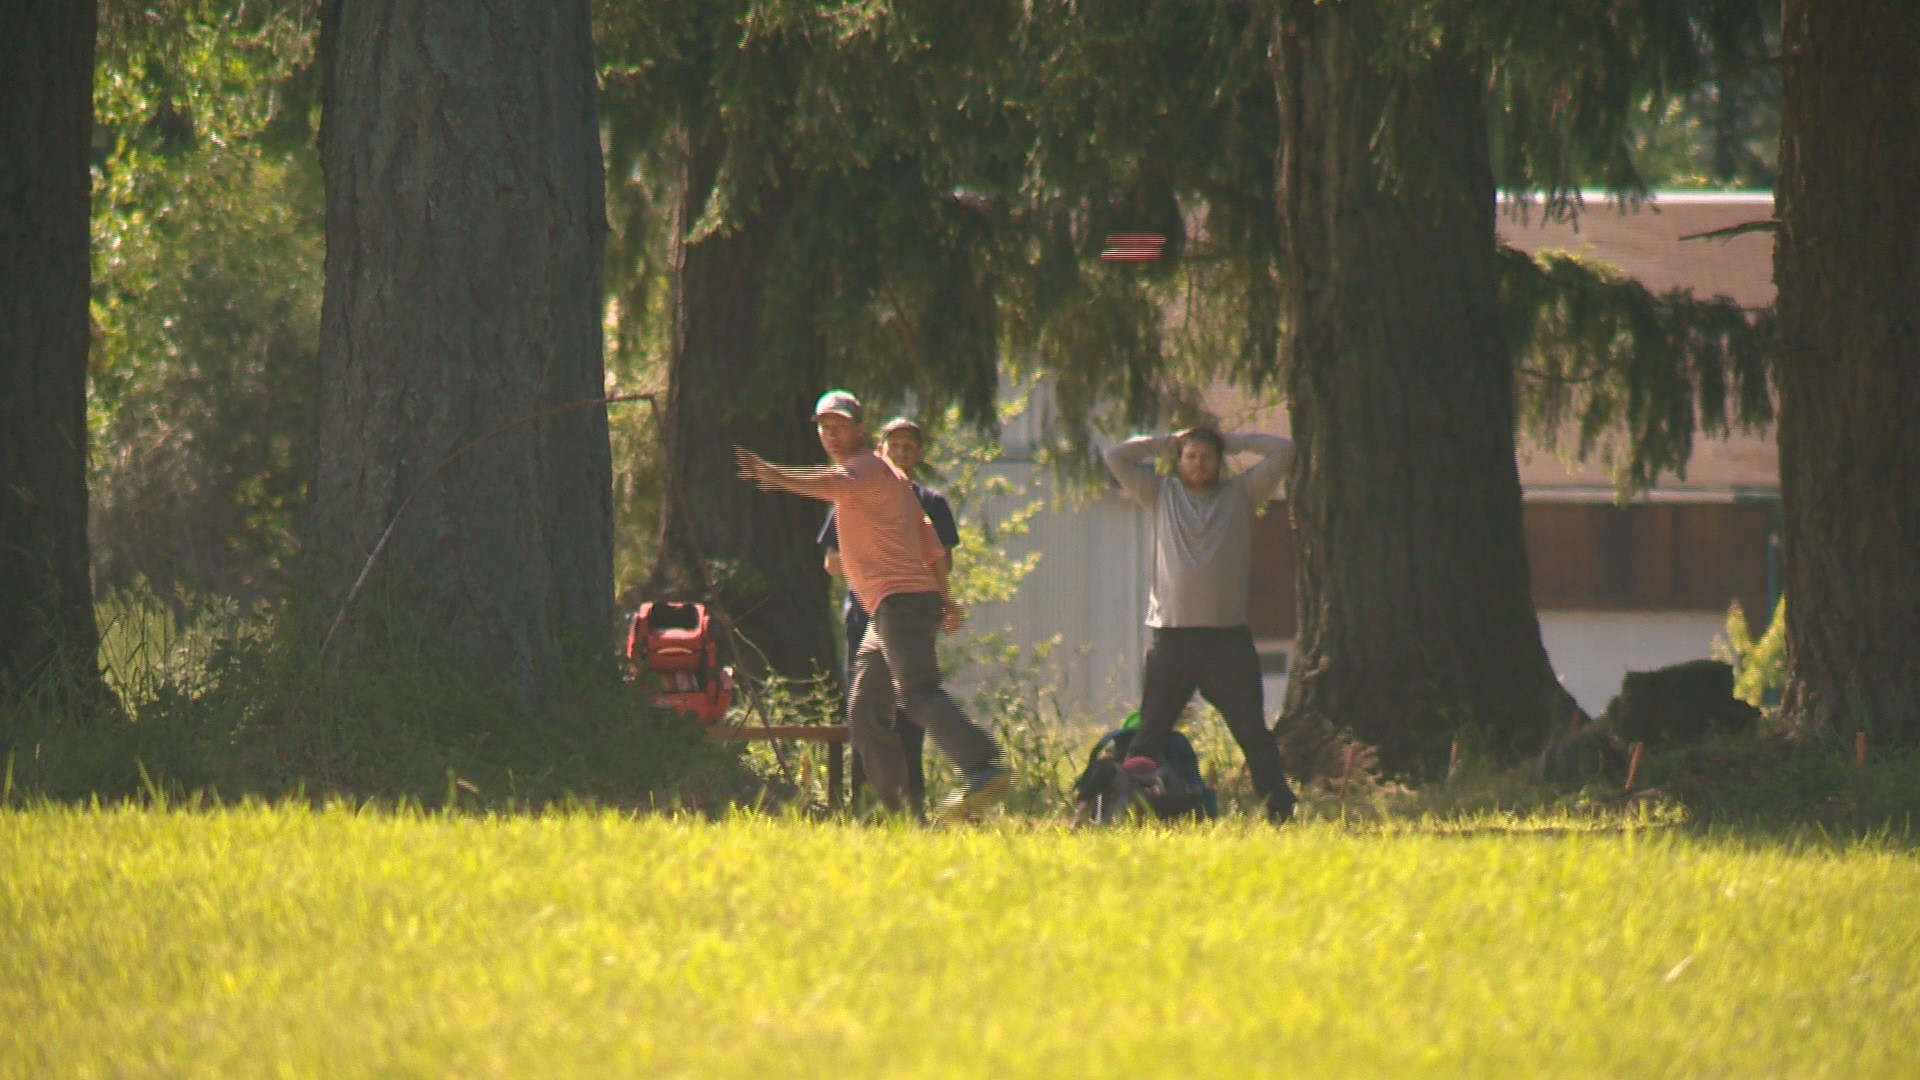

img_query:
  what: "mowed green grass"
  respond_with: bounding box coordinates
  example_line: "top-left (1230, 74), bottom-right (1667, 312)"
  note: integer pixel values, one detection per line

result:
top-left (4, 806), bottom-right (1915, 1078)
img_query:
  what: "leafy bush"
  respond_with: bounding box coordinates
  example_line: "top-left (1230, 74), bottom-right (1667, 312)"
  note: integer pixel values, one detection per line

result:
top-left (1714, 594), bottom-right (1787, 709)
top-left (91, 3), bottom-right (323, 602)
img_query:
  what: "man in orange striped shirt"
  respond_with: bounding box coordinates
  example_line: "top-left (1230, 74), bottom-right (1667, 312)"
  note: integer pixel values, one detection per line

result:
top-left (735, 390), bottom-right (1011, 821)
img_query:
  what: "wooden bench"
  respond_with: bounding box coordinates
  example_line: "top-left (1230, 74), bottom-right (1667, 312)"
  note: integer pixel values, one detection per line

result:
top-left (706, 724), bottom-right (851, 809)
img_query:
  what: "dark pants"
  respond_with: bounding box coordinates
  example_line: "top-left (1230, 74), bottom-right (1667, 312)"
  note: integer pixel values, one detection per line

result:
top-left (1131, 626), bottom-right (1294, 812)
top-left (844, 606), bottom-right (926, 808)
top-left (847, 592), bottom-right (1000, 812)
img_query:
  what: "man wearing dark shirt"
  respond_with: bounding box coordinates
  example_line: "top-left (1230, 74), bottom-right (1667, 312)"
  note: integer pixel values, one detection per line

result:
top-left (819, 417), bottom-right (960, 811)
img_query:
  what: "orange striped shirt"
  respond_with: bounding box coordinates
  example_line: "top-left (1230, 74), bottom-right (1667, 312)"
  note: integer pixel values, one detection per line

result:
top-left (819, 449), bottom-right (944, 614)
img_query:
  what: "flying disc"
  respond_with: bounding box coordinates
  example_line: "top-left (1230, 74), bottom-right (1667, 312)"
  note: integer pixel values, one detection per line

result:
top-left (1099, 232), bottom-right (1166, 261)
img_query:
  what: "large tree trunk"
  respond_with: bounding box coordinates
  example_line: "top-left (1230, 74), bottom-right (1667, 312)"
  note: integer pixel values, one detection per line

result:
top-left (1773, 2), bottom-right (1920, 747)
top-left (649, 123), bottom-right (836, 682)
top-left (310, 0), bottom-right (612, 706)
top-left (0, 0), bottom-right (102, 701)
top-left (1271, 1), bottom-right (1575, 773)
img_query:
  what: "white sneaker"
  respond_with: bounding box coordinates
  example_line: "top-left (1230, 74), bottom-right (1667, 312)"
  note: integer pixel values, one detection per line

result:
top-left (931, 765), bottom-right (1013, 823)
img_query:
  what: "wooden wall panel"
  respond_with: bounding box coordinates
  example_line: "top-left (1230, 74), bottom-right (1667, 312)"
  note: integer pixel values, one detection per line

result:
top-left (1523, 502), bottom-right (1774, 619)
top-left (1248, 502), bottom-right (1297, 638)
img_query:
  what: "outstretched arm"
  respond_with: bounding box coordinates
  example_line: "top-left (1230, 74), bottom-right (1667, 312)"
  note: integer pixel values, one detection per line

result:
top-left (1226, 432), bottom-right (1294, 505)
top-left (735, 448), bottom-right (845, 502)
top-left (1102, 434), bottom-right (1175, 509)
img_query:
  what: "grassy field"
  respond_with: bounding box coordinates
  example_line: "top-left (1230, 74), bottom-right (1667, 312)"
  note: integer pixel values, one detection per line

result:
top-left (4, 805), bottom-right (1915, 1078)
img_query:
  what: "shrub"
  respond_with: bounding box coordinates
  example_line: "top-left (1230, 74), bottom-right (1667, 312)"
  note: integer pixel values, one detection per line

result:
top-left (1714, 595), bottom-right (1787, 709)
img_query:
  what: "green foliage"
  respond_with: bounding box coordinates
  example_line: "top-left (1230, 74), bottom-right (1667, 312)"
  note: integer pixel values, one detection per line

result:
top-left (1715, 595), bottom-right (1787, 709)
top-left (1628, 84), bottom-right (1779, 190)
top-left (721, 672), bottom-right (848, 811)
top-left (90, 1), bottom-right (323, 601)
top-left (1369, 0), bottom-right (1775, 205)
top-left (90, 147), bottom-right (322, 599)
top-left (1624, 3), bottom-right (1780, 189)
top-left (926, 404), bottom-right (1043, 611)
top-left (596, 0), bottom-right (1021, 428)
top-left (998, 1), bottom-right (1286, 466)
top-left (591, 0), bottom-right (1781, 493)
top-left (593, 0), bottom-right (1290, 478)
top-left (96, 1), bottom-right (318, 145)
top-left (96, 578), bottom-right (265, 715)
top-left (1003, 0), bottom-right (1785, 492)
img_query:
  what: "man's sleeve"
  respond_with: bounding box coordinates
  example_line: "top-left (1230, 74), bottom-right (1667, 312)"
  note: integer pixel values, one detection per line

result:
top-left (827, 457), bottom-right (883, 506)
top-left (921, 489), bottom-right (961, 550)
top-left (918, 514), bottom-right (945, 571)
top-left (1102, 435), bottom-right (1172, 509)
top-left (816, 507), bottom-right (839, 550)
top-left (1227, 432), bottom-right (1294, 506)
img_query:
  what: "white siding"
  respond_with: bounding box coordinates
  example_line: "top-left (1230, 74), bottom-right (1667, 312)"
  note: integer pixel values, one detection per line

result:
top-left (1538, 611), bottom-right (1733, 716)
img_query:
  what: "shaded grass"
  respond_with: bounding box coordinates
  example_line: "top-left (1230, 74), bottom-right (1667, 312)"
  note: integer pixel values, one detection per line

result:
top-left (4, 804), bottom-right (1916, 1078)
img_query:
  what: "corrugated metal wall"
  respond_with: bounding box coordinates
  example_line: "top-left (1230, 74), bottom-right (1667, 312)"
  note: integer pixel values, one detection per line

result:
top-left (952, 464), bottom-right (1149, 724)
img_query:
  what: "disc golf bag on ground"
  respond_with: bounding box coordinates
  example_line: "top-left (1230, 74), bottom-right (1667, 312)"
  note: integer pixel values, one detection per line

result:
top-left (1073, 718), bottom-right (1217, 824)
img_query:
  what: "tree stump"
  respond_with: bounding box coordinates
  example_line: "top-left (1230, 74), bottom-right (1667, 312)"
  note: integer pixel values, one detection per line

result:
top-left (1602, 659), bottom-right (1761, 747)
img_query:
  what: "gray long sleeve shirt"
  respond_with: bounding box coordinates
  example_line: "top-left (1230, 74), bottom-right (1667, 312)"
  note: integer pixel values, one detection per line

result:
top-left (1103, 432), bottom-right (1293, 629)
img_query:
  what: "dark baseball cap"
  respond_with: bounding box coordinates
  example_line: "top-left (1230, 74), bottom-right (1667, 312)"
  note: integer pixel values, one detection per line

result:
top-left (813, 389), bottom-right (863, 422)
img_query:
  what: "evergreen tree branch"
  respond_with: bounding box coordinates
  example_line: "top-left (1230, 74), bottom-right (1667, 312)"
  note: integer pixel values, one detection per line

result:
top-left (1679, 218), bottom-right (1779, 242)
top-left (1500, 245), bottom-right (1776, 495)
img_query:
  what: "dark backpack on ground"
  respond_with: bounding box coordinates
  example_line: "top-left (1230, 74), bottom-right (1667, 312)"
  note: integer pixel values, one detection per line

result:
top-left (1073, 727), bottom-right (1217, 824)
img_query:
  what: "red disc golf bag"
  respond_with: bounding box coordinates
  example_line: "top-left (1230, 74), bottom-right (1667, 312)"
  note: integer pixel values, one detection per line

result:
top-left (625, 601), bottom-right (732, 723)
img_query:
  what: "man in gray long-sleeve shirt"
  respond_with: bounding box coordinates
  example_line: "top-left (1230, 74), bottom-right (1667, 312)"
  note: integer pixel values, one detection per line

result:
top-left (1104, 426), bottom-right (1298, 822)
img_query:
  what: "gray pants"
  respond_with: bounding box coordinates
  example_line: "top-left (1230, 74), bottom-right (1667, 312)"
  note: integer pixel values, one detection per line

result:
top-left (847, 591), bottom-right (1000, 811)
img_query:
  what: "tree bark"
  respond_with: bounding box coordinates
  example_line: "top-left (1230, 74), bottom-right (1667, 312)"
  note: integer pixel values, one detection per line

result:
top-left (1773, 1), bottom-right (1920, 747)
top-left (648, 121), bottom-right (836, 683)
top-left (1271, 1), bottom-right (1576, 773)
top-left (0, 0), bottom-right (102, 701)
top-left (310, 0), bottom-right (612, 705)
